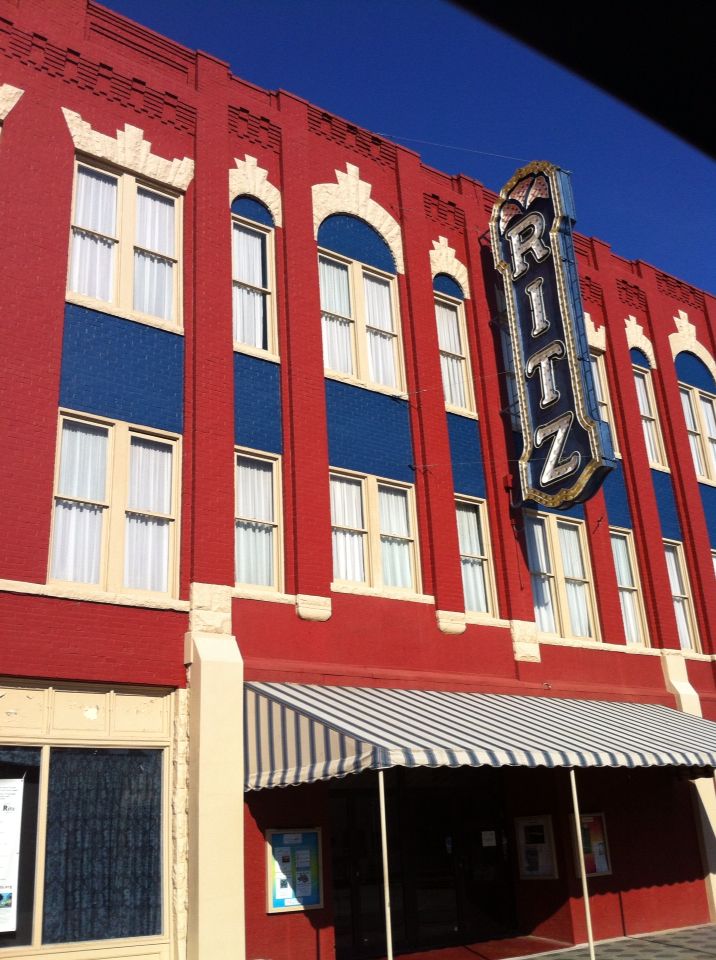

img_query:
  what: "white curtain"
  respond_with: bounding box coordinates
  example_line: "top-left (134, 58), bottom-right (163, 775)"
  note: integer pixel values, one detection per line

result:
top-left (379, 485), bottom-right (411, 589)
top-left (611, 533), bottom-right (640, 644)
top-left (320, 258), bottom-right (353, 374)
top-left (134, 188), bottom-right (174, 320)
top-left (364, 275), bottom-right (397, 388)
top-left (680, 389), bottom-right (705, 475)
top-left (51, 421), bottom-right (108, 584)
top-left (524, 517), bottom-right (556, 632)
top-left (436, 301), bottom-right (466, 408)
top-left (70, 167), bottom-right (117, 302)
top-left (664, 545), bottom-right (693, 650)
top-left (558, 522), bottom-right (591, 637)
top-left (330, 475), bottom-right (365, 581)
top-left (235, 457), bottom-right (274, 586)
top-left (124, 437), bottom-right (172, 592)
top-left (701, 395), bottom-right (716, 473)
top-left (457, 503), bottom-right (487, 612)
top-left (634, 372), bottom-right (660, 463)
top-left (232, 224), bottom-right (267, 348)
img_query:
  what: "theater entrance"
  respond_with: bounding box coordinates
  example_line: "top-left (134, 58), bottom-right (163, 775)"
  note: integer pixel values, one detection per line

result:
top-left (330, 767), bottom-right (517, 959)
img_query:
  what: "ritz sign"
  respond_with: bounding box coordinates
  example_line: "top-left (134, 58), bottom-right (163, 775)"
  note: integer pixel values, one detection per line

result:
top-left (490, 161), bottom-right (615, 508)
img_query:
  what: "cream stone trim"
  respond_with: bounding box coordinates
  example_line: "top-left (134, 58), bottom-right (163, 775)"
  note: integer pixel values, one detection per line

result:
top-left (0, 83), bottom-right (23, 123)
top-left (331, 582), bottom-right (435, 604)
top-left (436, 610), bottom-right (467, 635)
top-left (312, 163), bottom-right (404, 273)
top-left (510, 619), bottom-right (541, 662)
top-left (232, 586), bottom-right (296, 604)
top-left (661, 650), bottom-right (702, 716)
top-left (465, 611), bottom-right (511, 629)
top-left (185, 582), bottom-right (233, 663)
top-left (229, 154), bottom-right (282, 227)
top-left (625, 314), bottom-right (656, 368)
top-left (669, 309), bottom-right (716, 381)
top-left (172, 688), bottom-right (189, 960)
top-left (296, 593), bottom-right (332, 621)
top-left (584, 312), bottom-right (605, 352)
top-left (430, 237), bottom-right (470, 298)
top-left (0, 577), bottom-right (189, 611)
top-left (62, 108), bottom-right (194, 190)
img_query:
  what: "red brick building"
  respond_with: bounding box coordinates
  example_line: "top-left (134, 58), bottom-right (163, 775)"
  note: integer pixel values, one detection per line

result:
top-left (1, 2), bottom-right (716, 959)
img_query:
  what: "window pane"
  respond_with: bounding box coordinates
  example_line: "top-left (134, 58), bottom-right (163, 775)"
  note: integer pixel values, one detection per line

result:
top-left (232, 223), bottom-right (265, 287)
top-left (367, 329), bottom-right (397, 388)
top-left (133, 250), bottom-right (173, 320)
top-left (74, 167), bottom-right (117, 236)
top-left (233, 285), bottom-right (267, 349)
top-left (701, 395), bottom-right (716, 474)
top-left (462, 557), bottom-right (488, 613)
top-left (42, 749), bottom-right (162, 944)
top-left (51, 500), bottom-right (103, 584)
top-left (665, 544), bottom-right (694, 651)
top-left (136, 189), bottom-right (174, 257)
top-left (363, 275), bottom-right (393, 333)
top-left (525, 517), bottom-right (556, 632)
top-left (457, 503), bottom-right (483, 556)
top-left (0, 748), bottom-right (41, 950)
top-left (69, 230), bottom-right (115, 302)
top-left (124, 515), bottom-right (169, 592)
top-left (330, 476), bottom-right (363, 528)
top-left (319, 258), bottom-right (350, 317)
top-left (236, 457), bottom-right (273, 522)
top-left (330, 476), bottom-right (365, 582)
top-left (564, 580), bottom-right (591, 637)
top-left (381, 536), bottom-right (412, 589)
top-left (235, 521), bottom-right (274, 586)
top-left (322, 315), bottom-right (353, 374)
top-left (378, 486), bottom-right (409, 537)
top-left (332, 529), bottom-right (365, 582)
top-left (435, 301), bottom-right (461, 353)
top-left (58, 421), bottom-right (107, 502)
top-left (619, 589), bottom-right (641, 645)
top-left (610, 534), bottom-right (634, 588)
top-left (440, 353), bottom-right (466, 408)
top-left (129, 437), bottom-right (172, 515)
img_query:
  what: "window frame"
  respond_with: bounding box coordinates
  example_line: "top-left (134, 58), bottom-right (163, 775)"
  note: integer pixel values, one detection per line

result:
top-left (663, 539), bottom-right (700, 652)
top-left (524, 511), bottom-right (600, 641)
top-left (48, 410), bottom-right (181, 598)
top-left (329, 469), bottom-right (420, 595)
top-left (231, 212), bottom-right (278, 361)
top-left (456, 496), bottom-right (497, 618)
top-left (632, 363), bottom-right (668, 470)
top-left (319, 248), bottom-right (405, 395)
top-left (609, 527), bottom-right (648, 646)
top-left (678, 381), bottom-right (716, 484)
top-left (0, 741), bottom-right (168, 950)
top-left (589, 349), bottom-right (620, 457)
top-left (66, 158), bottom-right (183, 333)
top-left (234, 447), bottom-right (282, 592)
top-left (435, 291), bottom-right (476, 415)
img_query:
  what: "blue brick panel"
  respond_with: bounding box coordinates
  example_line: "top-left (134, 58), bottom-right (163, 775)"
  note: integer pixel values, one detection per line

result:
top-left (234, 353), bottom-right (282, 454)
top-left (602, 462), bottom-right (632, 529)
top-left (447, 414), bottom-right (486, 498)
top-left (651, 469), bottom-right (682, 541)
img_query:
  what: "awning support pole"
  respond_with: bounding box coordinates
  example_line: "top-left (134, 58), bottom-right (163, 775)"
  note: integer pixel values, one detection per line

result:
top-left (570, 768), bottom-right (596, 960)
top-left (378, 769), bottom-right (394, 960)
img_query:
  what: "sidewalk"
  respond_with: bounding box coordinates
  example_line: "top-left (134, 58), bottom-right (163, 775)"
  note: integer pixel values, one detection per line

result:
top-left (522, 925), bottom-right (716, 959)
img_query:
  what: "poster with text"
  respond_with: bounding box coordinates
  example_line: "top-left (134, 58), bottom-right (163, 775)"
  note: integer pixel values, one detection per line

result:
top-left (576, 813), bottom-right (611, 877)
top-left (516, 815), bottom-right (557, 879)
top-left (0, 779), bottom-right (24, 933)
top-left (266, 829), bottom-right (322, 912)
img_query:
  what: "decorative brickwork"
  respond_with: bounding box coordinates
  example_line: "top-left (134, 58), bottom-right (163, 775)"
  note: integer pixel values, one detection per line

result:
top-left (625, 314), bottom-right (656, 367)
top-left (229, 154), bottom-right (282, 226)
top-left (429, 236), bottom-right (471, 298)
top-left (580, 275), bottom-right (604, 307)
top-left (229, 105), bottom-right (281, 153)
top-left (308, 106), bottom-right (396, 167)
top-left (424, 192), bottom-right (465, 231)
top-left (657, 272), bottom-right (705, 311)
top-left (617, 278), bottom-right (647, 311)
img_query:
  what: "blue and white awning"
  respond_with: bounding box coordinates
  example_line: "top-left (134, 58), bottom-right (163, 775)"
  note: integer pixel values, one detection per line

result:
top-left (244, 682), bottom-right (716, 790)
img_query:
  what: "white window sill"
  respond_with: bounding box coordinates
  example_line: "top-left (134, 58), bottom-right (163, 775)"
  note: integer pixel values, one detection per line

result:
top-left (233, 343), bottom-right (280, 364)
top-left (1, 578), bottom-right (188, 610)
top-left (232, 585), bottom-right (294, 604)
top-left (331, 582), bottom-right (434, 604)
top-left (66, 292), bottom-right (183, 335)
top-left (324, 371), bottom-right (408, 401)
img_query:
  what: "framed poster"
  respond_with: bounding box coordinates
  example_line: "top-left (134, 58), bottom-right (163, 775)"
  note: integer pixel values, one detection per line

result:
top-left (266, 828), bottom-right (323, 913)
top-left (574, 812), bottom-right (611, 877)
top-left (515, 815), bottom-right (557, 879)
top-left (0, 779), bottom-right (24, 933)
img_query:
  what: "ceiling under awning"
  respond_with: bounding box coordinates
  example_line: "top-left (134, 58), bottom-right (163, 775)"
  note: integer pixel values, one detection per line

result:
top-left (244, 682), bottom-right (716, 791)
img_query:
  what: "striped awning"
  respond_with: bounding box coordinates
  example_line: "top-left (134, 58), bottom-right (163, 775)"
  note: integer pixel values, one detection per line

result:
top-left (245, 682), bottom-right (716, 790)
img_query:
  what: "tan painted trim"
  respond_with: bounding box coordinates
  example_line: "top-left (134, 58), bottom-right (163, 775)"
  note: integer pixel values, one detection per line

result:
top-left (537, 636), bottom-right (662, 654)
top-left (0, 83), bottom-right (23, 122)
top-left (436, 610), bottom-right (467, 635)
top-left (331, 582), bottom-right (435, 604)
top-left (296, 594), bottom-right (332, 621)
top-left (669, 309), bottom-right (716, 380)
top-left (232, 586), bottom-right (296, 604)
top-left (62, 108), bottom-right (194, 190)
top-left (661, 650), bottom-right (701, 716)
top-left (584, 312), bottom-right (606, 352)
top-left (429, 237), bottom-right (470, 298)
top-left (625, 314), bottom-right (656, 368)
top-left (172, 688), bottom-right (189, 960)
top-left (0, 577), bottom-right (189, 611)
top-left (312, 163), bottom-right (404, 273)
top-left (229, 155), bottom-right (282, 226)
top-left (510, 619), bottom-right (541, 662)
top-left (465, 611), bottom-right (511, 628)
top-left (437, 293), bottom-right (476, 415)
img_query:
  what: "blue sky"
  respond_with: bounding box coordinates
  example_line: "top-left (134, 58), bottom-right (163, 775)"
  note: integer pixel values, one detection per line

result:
top-left (104, 0), bottom-right (715, 294)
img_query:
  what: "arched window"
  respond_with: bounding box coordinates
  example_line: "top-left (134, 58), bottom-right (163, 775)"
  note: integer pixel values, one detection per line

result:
top-left (231, 196), bottom-right (276, 356)
top-left (433, 273), bottom-right (474, 413)
top-left (317, 214), bottom-right (404, 392)
top-left (631, 348), bottom-right (668, 469)
top-left (676, 351), bottom-right (716, 483)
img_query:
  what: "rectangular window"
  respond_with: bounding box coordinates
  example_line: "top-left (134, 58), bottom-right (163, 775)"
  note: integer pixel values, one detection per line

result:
top-left (524, 513), bottom-right (598, 639)
top-left (330, 471), bottom-right (418, 592)
top-left (0, 745), bottom-right (162, 949)
top-left (633, 365), bottom-right (668, 468)
top-left (50, 413), bottom-right (179, 596)
top-left (664, 540), bottom-right (699, 651)
top-left (456, 498), bottom-right (494, 615)
top-left (609, 529), bottom-right (647, 645)
top-left (679, 383), bottom-right (716, 483)
top-left (68, 162), bottom-right (181, 328)
top-left (234, 451), bottom-right (281, 589)
top-left (232, 217), bottom-right (276, 355)
top-left (436, 295), bottom-right (475, 413)
top-left (590, 350), bottom-right (619, 455)
top-left (320, 253), bottom-right (404, 392)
